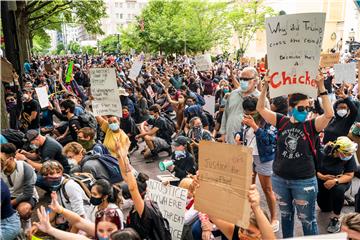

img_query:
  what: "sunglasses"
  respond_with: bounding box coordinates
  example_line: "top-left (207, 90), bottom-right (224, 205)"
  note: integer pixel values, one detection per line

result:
top-left (239, 77), bottom-right (254, 81)
top-left (296, 106), bottom-right (313, 112)
top-left (95, 208), bottom-right (119, 218)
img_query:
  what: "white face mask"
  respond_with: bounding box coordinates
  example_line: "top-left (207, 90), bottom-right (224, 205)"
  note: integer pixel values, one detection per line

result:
top-left (337, 109), bottom-right (348, 118)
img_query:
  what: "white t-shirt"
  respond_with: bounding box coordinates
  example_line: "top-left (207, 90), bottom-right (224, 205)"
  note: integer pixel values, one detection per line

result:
top-left (244, 126), bottom-right (258, 156)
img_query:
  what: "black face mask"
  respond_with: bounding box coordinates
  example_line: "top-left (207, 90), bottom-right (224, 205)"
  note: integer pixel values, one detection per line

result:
top-left (90, 196), bottom-right (103, 206)
top-left (61, 109), bottom-right (67, 115)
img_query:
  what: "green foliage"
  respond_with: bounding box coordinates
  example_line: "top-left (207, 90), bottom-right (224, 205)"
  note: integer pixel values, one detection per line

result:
top-left (121, 0), bottom-right (230, 55)
top-left (32, 33), bottom-right (51, 54)
top-left (81, 45), bottom-right (97, 55)
top-left (56, 42), bottom-right (65, 54)
top-left (226, 0), bottom-right (276, 57)
top-left (99, 35), bottom-right (120, 54)
top-left (68, 41), bottom-right (81, 54)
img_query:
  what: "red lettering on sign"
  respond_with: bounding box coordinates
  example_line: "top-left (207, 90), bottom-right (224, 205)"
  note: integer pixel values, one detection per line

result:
top-left (270, 71), bottom-right (316, 89)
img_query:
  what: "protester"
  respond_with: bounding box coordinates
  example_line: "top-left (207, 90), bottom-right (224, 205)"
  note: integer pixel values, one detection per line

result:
top-left (120, 107), bottom-right (139, 153)
top-left (77, 127), bottom-right (109, 154)
top-left (256, 73), bottom-right (334, 238)
top-left (19, 88), bottom-right (40, 132)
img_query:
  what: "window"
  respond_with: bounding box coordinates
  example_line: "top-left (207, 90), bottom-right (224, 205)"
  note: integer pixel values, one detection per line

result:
top-left (116, 13), bottom-right (119, 18)
top-left (115, 2), bottom-right (118, 7)
top-left (119, 3), bottom-right (123, 8)
top-left (128, 14), bottom-right (131, 19)
top-left (120, 13), bottom-right (123, 19)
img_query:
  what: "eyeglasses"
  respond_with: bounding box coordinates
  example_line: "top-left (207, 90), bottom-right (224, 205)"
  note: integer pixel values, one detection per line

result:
top-left (296, 106), bottom-right (313, 112)
top-left (239, 77), bottom-right (254, 81)
top-left (95, 208), bottom-right (119, 218)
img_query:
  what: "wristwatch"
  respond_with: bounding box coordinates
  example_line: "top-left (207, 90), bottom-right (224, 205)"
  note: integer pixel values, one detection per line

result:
top-left (335, 178), bottom-right (339, 185)
top-left (319, 90), bottom-right (328, 96)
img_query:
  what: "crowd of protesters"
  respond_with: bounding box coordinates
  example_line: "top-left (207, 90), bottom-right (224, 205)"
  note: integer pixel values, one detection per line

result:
top-left (0, 49), bottom-right (360, 240)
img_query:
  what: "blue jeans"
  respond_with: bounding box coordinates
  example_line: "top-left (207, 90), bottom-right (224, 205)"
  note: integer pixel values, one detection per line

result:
top-left (272, 174), bottom-right (319, 238)
top-left (0, 212), bottom-right (21, 240)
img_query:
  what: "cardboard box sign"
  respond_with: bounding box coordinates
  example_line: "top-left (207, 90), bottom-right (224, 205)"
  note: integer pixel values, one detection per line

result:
top-left (195, 141), bottom-right (253, 229)
top-left (1, 58), bottom-right (14, 83)
top-left (319, 53), bottom-right (340, 68)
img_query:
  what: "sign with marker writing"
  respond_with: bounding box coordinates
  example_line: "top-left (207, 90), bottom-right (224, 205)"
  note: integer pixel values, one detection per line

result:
top-left (320, 53), bottom-right (340, 67)
top-left (195, 141), bottom-right (253, 229)
top-left (194, 54), bottom-right (212, 72)
top-left (35, 86), bottom-right (49, 108)
top-left (147, 179), bottom-right (188, 240)
top-left (265, 13), bottom-right (326, 98)
top-left (334, 62), bottom-right (356, 84)
top-left (90, 68), bottom-right (122, 117)
top-left (128, 60), bottom-right (143, 80)
top-left (204, 95), bottom-right (215, 115)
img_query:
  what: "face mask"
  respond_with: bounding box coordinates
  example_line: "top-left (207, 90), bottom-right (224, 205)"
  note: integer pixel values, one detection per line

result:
top-left (78, 139), bottom-right (95, 151)
top-left (292, 108), bottom-right (308, 122)
top-left (61, 109), bottom-right (67, 115)
top-left (192, 126), bottom-right (203, 141)
top-left (253, 112), bottom-right (260, 122)
top-left (240, 81), bottom-right (249, 92)
top-left (223, 89), bottom-right (229, 94)
top-left (97, 235), bottom-right (109, 240)
top-left (122, 112), bottom-right (129, 119)
top-left (340, 155), bottom-right (352, 161)
top-left (30, 143), bottom-right (39, 150)
top-left (47, 177), bottom-right (62, 191)
top-left (337, 109), bottom-right (348, 118)
top-left (90, 196), bottom-right (103, 206)
top-left (149, 115), bottom-right (155, 120)
top-left (109, 122), bottom-right (119, 131)
top-left (6, 102), bottom-right (16, 112)
top-left (22, 96), bottom-right (30, 102)
top-left (175, 150), bottom-right (186, 159)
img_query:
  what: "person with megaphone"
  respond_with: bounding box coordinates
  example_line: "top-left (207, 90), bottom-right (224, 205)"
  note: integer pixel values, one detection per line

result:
top-left (159, 136), bottom-right (197, 186)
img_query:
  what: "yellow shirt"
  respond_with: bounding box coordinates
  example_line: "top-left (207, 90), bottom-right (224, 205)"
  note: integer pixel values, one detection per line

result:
top-left (101, 122), bottom-right (130, 157)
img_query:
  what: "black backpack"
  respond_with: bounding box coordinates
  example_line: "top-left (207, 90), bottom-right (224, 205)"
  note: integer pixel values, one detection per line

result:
top-left (1, 129), bottom-right (25, 149)
top-left (161, 114), bottom-right (176, 141)
top-left (75, 111), bottom-right (98, 130)
top-left (128, 200), bottom-right (172, 240)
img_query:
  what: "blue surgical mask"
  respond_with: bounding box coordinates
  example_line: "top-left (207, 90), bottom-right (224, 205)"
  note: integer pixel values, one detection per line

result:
top-left (109, 122), bottom-right (119, 131)
top-left (240, 81), bottom-right (249, 92)
top-left (223, 89), bottom-right (229, 93)
top-left (30, 144), bottom-right (39, 150)
top-left (292, 108), bottom-right (308, 122)
top-left (340, 155), bottom-right (352, 161)
top-left (149, 115), bottom-right (155, 120)
top-left (97, 235), bottom-right (109, 240)
top-left (174, 150), bottom-right (186, 159)
top-left (47, 178), bottom-right (62, 191)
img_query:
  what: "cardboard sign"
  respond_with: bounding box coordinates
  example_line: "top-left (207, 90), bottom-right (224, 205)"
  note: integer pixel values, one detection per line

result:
top-left (1, 58), bottom-right (14, 83)
top-left (35, 86), bottom-right (49, 108)
top-left (265, 13), bottom-right (326, 98)
top-left (194, 54), bottom-right (212, 72)
top-left (334, 62), bottom-right (356, 83)
top-left (319, 53), bottom-right (340, 67)
top-left (147, 179), bottom-right (188, 240)
top-left (249, 57), bottom-right (257, 67)
top-left (128, 60), bottom-right (143, 80)
top-left (195, 141), bottom-right (253, 228)
top-left (203, 95), bottom-right (215, 116)
top-left (90, 68), bottom-right (122, 117)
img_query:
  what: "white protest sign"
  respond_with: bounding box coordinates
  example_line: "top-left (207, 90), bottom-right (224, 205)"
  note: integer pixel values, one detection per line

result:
top-left (194, 54), bottom-right (212, 72)
top-left (265, 13), bottom-right (326, 98)
top-left (35, 86), bottom-right (49, 108)
top-left (90, 68), bottom-right (122, 117)
top-left (147, 179), bottom-right (188, 240)
top-left (128, 60), bottom-right (143, 80)
top-left (203, 95), bottom-right (215, 115)
top-left (334, 62), bottom-right (356, 83)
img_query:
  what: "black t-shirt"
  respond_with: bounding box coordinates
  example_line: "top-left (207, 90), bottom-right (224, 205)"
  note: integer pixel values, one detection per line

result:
top-left (69, 116), bottom-right (82, 141)
top-left (318, 155), bottom-right (357, 176)
top-left (21, 99), bottom-right (40, 130)
top-left (38, 136), bottom-right (70, 174)
top-left (324, 76), bottom-right (333, 93)
top-left (274, 114), bottom-right (317, 180)
top-left (147, 116), bottom-right (170, 142)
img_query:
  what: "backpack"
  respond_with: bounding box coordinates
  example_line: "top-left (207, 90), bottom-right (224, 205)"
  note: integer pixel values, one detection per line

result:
top-left (60, 173), bottom-right (95, 203)
top-left (161, 114), bottom-right (176, 140)
top-left (194, 93), bottom-right (205, 106)
top-left (1, 129), bottom-right (25, 149)
top-left (75, 111), bottom-right (98, 129)
top-left (82, 154), bottom-right (123, 184)
top-left (128, 200), bottom-right (172, 240)
top-left (81, 71), bottom-right (90, 88)
top-left (202, 110), bottom-right (215, 132)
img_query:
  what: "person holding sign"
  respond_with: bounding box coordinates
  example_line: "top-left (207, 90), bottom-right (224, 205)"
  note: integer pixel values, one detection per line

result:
top-left (256, 72), bottom-right (334, 238)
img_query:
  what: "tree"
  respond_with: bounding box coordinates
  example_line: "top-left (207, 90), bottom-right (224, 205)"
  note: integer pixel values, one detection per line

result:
top-left (226, 0), bottom-right (276, 57)
top-left (81, 45), bottom-right (97, 55)
top-left (56, 42), bottom-right (65, 55)
top-left (99, 34), bottom-right (120, 54)
top-left (14, 0), bottom-right (106, 70)
top-left (68, 41), bottom-right (81, 54)
top-left (32, 33), bottom-right (51, 55)
top-left (121, 0), bottom-right (230, 55)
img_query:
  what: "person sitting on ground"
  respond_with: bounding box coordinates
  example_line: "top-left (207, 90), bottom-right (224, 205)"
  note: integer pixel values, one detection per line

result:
top-left (120, 107), bottom-right (139, 154)
top-left (95, 115), bottom-right (130, 158)
top-left (19, 88), bottom-right (41, 132)
top-left (317, 136), bottom-right (358, 233)
top-left (0, 143), bottom-right (39, 231)
top-left (136, 104), bottom-right (172, 162)
top-left (77, 127), bottom-right (109, 154)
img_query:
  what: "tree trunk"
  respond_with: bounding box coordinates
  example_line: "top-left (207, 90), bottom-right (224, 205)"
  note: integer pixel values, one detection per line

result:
top-left (15, 1), bottom-right (30, 72)
top-left (1, 86), bottom-right (9, 129)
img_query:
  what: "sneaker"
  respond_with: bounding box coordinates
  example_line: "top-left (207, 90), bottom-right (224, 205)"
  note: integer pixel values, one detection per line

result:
top-left (327, 217), bottom-right (341, 233)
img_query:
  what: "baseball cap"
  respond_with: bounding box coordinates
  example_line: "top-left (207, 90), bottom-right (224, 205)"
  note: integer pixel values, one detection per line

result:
top-left (172, 136), bottom-right (189, 147)
top-left (25, 130), bottom-right (39, 142)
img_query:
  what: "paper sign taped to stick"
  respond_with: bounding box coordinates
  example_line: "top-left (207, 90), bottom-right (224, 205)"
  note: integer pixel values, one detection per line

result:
top-left (194, 54), bottom-right (212, 72)
top-left (147, 179), bottom-right (188, 240)
top-left (195, 141), bottom-right (253, 228)
top-left (203, 95), bottom-right (215, 115)
top-left (90, 68), bottom-right (122, 117)
top-left (35, 86), bottom-right (49, 108)
top-left (320, 53), bottom-right (340, 67)
top-left (128, 60), bottom-right (143, 80)
top-left (265, 13), bottom-right (326, 98)
top-left (334, 63), bottom-right (356, 83)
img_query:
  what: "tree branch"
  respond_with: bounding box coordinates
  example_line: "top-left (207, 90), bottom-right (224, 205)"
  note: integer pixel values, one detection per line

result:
top-left (28, 1), bottom-right (72, 22)
top-left (30, 20), bottom-right (65, 32)
top-left (27, 1), bottom-right (53, 14)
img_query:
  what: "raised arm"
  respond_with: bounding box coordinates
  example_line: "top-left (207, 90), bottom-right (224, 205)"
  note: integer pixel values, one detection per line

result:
top-left (314, 71), bottom-right (334, 132)
top-left (256, 78), bottom-right (276, 126)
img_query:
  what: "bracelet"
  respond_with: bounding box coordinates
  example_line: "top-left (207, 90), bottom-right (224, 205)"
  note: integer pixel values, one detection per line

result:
top-left (58, 206), bottom-right (64, 214)
top-left (319, 90), bottom-right (328, 96)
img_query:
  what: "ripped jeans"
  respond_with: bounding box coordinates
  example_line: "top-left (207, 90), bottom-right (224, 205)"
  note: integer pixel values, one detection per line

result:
top-left (272, 174), bottom-right (318, 238)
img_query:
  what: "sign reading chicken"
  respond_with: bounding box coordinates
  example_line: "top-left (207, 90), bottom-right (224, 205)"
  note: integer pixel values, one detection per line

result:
top-left (265, 13), bottom-right (326, 98)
